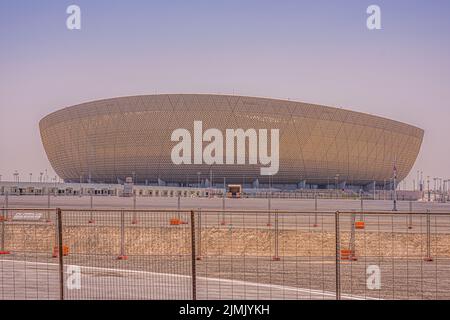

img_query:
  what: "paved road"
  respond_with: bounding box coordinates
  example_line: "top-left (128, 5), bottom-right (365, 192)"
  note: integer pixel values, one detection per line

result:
top-left (0, 259), bottom-right (373, 300)
top-left (3, 195), bottom-right (450, 212)
top-left (2, 255), bottom-right (449, 300)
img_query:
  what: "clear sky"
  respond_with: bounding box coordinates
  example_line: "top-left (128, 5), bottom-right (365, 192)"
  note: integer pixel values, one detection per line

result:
top-left (1, 0), bottom-right (449, 188)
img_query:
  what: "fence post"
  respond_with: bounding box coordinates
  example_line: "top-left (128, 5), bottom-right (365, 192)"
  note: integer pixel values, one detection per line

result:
top-left (196, 209), bottom-right (202, 260)
top-left (424, 210), bottom-right (433, 262)
top-left (0, 205), bottom-right (9, 254)
top-left (335, 211), bottom-right (341, 300)
top-left (349, 212), bottom-right (357, 260)
top-left (267, 197), bottom-right (272, 227)
top-left (220, 196), bottom-right (226, 225)
top-left (88, 193), bottom-right (95, 224)
top-left (190, 210), bottom-right (197, 300)
top-left (117, 210), bottom-right (128, 260)
top-left (272, 210), bottom-right (280, 261)
top-left (46, 191), bottom-right (51, 222)
top-left (57, 208), bottom-right (64, 300)
top-left (131, 193), bottom-right (138, 224)
top-left (408, 201), bottom-right (413, 229)
top-left (177, 195), bottom-right (181, 221)
top-left (313, 194), bottom-right (319, 227)
top-left (360, 193), bottom-right (364, 222)
top-left (5, 192), bottom-right (8, 221)
top-left (0, 207), bottom-right (4, 251)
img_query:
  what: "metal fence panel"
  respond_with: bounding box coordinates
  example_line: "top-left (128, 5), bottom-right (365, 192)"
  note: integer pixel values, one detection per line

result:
top-left (2, 208), bottom-right (450, 300)
top-left (58, 209), bottom-right (193, 300)
top-left (192, 210), bottom-right (337, 300)
top-left (0, 208), bottom-right (59, 300)
top-left (337, 211), bottom-right (450, 300)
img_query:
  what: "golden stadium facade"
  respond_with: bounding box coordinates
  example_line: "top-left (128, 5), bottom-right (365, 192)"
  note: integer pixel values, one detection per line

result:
top-left (39, 94), bottom-right (423, 188)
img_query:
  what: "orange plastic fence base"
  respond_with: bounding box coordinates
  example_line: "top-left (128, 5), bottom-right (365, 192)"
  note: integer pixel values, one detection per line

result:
top-left (340, 249), bottom-right (357, 261)
top-left (342, 257), bottom-right (358, 261)
top-left (117, 255), bottom-right (128, 260)
top-left (170, 218), bottom-right (182, 225)
top-left (52, 246), bottom-right (69, 258)
top-left (355, 221), bottom-right (365, 229)
top-left (0, 251), bottom-right (11, 255)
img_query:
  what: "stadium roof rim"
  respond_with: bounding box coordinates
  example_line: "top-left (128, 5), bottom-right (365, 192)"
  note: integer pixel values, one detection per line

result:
top-left (40, 93), bottom-right (424, 135)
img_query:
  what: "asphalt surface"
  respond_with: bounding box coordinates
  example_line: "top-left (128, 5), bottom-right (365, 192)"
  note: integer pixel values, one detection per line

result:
top-left (0, 258), bottom-right (348, 300)
top-left (4, 195), bottom-right (450, 212)
top-left (1, 255), bottom-right (448, 300)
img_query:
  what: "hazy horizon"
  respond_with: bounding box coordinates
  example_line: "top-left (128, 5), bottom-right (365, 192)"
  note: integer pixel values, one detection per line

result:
top-left (1, 0), bottom-right (450, 189)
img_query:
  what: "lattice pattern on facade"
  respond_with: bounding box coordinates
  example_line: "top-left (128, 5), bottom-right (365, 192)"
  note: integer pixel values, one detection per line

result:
top-left (39, 94), bottom-right (424, 185)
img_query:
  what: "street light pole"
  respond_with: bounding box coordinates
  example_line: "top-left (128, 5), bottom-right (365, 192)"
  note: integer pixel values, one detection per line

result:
top-left (416, 170), bottom-right (419, 191)
top-left (373, 180), bottom-right (376, 200)
top-left (443, 180), bottom-right (447, 203)
top-left (13, 171), bottom-right (19, 184)
top-left (437, 178), bottom-right (441, 201)
top-left (447, 179), bottom-right (450, 201)
top-left (53, 176), bottom-right (58, 196)
top-left (210, 168), bottom-right (213, 189)
top-left (420, 171), bottom-right (423, 191)
top-left (335, 174), bottom-right (340, 198)
top-left (393, 164), bottom-right (398, 211)
top-left (446, 179), bottom-right (450, 202)
top-left (223, 177), bottom-right (226, 195)
top-left (433, 178), bottom-right (437, 199)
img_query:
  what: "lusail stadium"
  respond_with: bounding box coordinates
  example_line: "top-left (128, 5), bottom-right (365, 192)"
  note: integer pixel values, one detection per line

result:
top-left (39, 94), bottom-right (424, 189)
